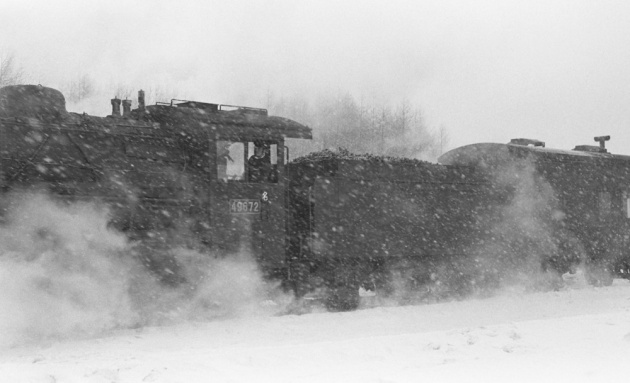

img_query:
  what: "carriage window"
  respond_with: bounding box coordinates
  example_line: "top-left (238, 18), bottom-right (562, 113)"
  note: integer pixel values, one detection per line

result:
top-left (624, 192), bottom-right (630, 219)
top-left (598, 191), bottom-right (611, 220)
top-left (217, 141), bottom-right (245, 181)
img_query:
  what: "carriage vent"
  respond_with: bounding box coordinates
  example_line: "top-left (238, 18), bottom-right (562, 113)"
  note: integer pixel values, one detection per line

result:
top-left (573, 135), bottom-right (610, 153)
top-left (573, 145), bottom-right (606, 153)
top-left (509, 138), bottom-right (545, 147)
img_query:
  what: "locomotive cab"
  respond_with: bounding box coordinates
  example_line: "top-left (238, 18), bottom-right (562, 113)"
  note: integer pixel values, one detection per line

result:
top-left (210, 137), bottom-right (288, 276)
top-left (139, 97), bottom-right (313, 279)
top-left (0, 84), bottom-right (312, 284)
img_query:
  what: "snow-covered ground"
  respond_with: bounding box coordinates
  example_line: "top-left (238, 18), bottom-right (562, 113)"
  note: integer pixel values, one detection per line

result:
top-left (2, 273), bottom-right (629, 383)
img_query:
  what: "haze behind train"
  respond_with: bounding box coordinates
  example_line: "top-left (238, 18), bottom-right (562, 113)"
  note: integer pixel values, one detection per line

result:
top-left (3, 0), bottom-right (630, 153)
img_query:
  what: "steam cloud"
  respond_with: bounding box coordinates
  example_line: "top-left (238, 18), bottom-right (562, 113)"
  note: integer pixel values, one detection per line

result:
top-left (373, 158), bottom-right (588, 306)
top-left (0, 194), bottom-right (288, 347)
top-left (469, 158), bottom-right (585, 293)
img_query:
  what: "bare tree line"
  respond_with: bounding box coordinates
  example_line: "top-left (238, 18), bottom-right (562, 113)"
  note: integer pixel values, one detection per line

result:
top-left (61, 75), bottom-right (186, 114)
top-left (0, 52), bottom-right (26, 87)
top-left (264, 91), bottom-right (449, 161)
top-left (59, 74), bottom-right (450, 160)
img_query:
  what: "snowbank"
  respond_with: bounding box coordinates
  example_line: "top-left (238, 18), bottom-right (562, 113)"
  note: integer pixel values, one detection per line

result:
top-left (2, 277), bottom-right (629, 383)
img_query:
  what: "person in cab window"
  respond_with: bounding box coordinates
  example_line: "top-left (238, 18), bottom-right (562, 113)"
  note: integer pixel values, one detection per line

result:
top-left (248, 141), bottom-right (271, 182)
top-left (217, 142), bottom-right (234, 181)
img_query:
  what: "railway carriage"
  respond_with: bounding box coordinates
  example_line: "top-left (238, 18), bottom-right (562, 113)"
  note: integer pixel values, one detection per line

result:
top-left (441, 138), bottom-right (630, 286)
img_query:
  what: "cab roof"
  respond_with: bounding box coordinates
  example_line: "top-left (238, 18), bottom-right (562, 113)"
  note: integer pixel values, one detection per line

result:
top-left (135, 104), bottom-right (312, 141)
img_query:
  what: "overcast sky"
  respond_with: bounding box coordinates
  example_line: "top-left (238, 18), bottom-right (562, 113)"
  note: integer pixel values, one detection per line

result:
top-left (2, 0), bottom-right (630, 154)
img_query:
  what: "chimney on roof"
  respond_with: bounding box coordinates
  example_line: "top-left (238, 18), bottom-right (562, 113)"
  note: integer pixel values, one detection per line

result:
top-left (122, 99), bottom-right (132, 117)
top-left (111, 97), bottom-right (121, 117)
top-left (138, 90), bottom-right (145, 112)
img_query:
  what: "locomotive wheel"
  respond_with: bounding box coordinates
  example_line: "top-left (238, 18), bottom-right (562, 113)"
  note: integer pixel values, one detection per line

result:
top-left (597, 273), bottom-right (613, 286)
top-left (585, 264), bottom-right (614, 287)
top-left (325, 285), bottom-right (360, 311)
top-left (619, 263), bottom-right (630, 280)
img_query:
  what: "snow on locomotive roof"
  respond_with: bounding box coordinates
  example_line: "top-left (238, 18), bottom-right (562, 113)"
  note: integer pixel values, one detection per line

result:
top-left (0, 84), bottom-right (68, 121)
top-left (0, 84), bottom-right (312, 140)
top-left (141, 104), bottom-right (312, 140)
top-left (439, 140), bottom-right (630, 167)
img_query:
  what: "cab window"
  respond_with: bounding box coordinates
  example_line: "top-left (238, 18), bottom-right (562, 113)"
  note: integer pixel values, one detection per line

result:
top-left (217, 141), bottom-right (245, 181)
top-left (247, 142), bottom-right (278, 183)
top-left (217, 140), bottom-right (280, 183)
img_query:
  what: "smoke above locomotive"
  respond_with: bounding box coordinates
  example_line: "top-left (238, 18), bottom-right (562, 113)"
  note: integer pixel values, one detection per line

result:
top-left (1, 84), bottom-right (628, 314)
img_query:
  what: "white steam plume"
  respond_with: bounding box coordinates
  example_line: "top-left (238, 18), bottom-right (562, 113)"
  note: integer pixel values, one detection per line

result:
top-left (470, 158), bottom-right (583, 292)
top-left (0, 193), bottom-right (290, 347)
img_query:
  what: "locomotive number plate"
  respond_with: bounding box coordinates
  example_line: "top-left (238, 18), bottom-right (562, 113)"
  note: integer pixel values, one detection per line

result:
top-left (229, 199), bottom-right (261, 214)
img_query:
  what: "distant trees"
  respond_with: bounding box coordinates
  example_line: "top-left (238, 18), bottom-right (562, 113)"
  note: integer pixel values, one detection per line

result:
top-left (63, 74), bottom-right (95, 103)
top-left (0, 55), bottom-right (447, 160)
top-left (264, 90), bottom-right (449, 161)
top-left (0, 52), bottom-right (26, 87)
top-left (58, 76), bottom-right (189, 117)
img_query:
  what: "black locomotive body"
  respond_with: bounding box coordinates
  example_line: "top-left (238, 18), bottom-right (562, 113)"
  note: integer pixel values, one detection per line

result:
top-left (0, 84), bottom-right (311, 283)
top-left (1, 84), bottom-right (628, 311)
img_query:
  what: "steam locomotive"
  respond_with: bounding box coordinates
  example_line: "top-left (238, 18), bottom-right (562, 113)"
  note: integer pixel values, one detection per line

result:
top-left (1, 84), bottom-right (628, 311)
